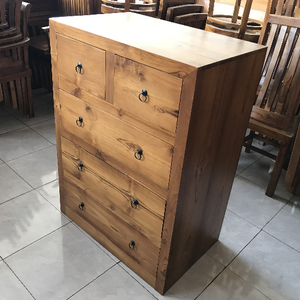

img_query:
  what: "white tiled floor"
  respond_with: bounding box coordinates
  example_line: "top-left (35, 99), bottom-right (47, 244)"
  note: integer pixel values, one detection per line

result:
top-left (0, 89), bottom-right (300, 300)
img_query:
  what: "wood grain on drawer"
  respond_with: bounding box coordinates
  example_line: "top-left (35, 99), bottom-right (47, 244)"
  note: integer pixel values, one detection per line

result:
top-left (114, 56), bottom-right (182, 135)
top-left (57, 34), bottom-right (105, 99)
top-left (61, 137), bottom-right (165, 247)
top-left (59, 89), bottom-right (173, 189)
top-left (63, 178), bottom-right (159, 284)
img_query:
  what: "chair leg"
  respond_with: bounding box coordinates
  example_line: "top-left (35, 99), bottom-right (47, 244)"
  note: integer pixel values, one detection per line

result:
top-left (244, 130), bottom-right (255, 153)
top-left (266, 140), bottom-right (290, 197)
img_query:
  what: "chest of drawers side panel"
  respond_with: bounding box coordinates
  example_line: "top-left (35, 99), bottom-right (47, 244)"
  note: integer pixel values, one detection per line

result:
top-left (156, 49), bottom-right (267, 294)
top-left (50, 20), bottom-right (65, 213)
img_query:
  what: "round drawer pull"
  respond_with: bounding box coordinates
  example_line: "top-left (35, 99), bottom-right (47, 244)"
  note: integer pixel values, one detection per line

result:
top-left (138, 89), bottom-right (148, 102)
top-left (76, 117), bottom-right (83, 127)
top-left (75, 62), bottom-right (83, 74)
top-left (129, 240), bottom-right (135, 250)
top-left (131, 199), bottom-right (139, 209)
top-left (78, 202), bottom-right (84, 210)
top-left (134, 149), bottom-right (143, 160)
top-left (77, 162), bottom-right (84, 172)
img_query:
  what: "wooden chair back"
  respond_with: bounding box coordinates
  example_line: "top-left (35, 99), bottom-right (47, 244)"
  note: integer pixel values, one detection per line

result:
top-left (158, 0), bottom-right (195, 19)
top-left (0, 0), bottom-right (23, 43)
top-left (101, 0), bottom-right (156, 16)
top-left (205, 0), bottom-right (262, 42)
top-left (252, 14), bottom-right (300, 132)
top-left (0, 0), bottom-right (8, 29)
top-left (174, 12), bottom-right (207, 29)
top-left (58, 0), bottom-right (99, 15)
top-left (166, 4), bottom-right (203, 21)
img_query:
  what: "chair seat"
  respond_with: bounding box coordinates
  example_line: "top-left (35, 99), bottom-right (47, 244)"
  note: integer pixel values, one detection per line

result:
top-left (29, 35), bottom-right (50, 55)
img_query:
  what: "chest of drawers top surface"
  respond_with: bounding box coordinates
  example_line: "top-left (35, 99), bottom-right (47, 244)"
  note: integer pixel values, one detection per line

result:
top-left (50, 12), bottom-right (265, 77)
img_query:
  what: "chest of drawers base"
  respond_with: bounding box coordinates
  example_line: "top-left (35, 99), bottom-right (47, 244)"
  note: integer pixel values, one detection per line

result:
top-left (50, 13), bottom-right (266, 294)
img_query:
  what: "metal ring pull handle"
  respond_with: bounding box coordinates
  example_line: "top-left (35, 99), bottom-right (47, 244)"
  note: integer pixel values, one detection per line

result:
top-left (77, 162), bottom-right (84, 172)
top-left (131, 199), bottom-right (139, 209)
top-left (76, 117), bottom-right (83, 127)
top-left (129, 240), bottom-right (135, 250)
top-left (75, 62), bottom-right (82, 74)
top-left (138, 89), bottom-right (148, 102)
top-left (134, 149), bottom-right (143, 160)
top-left (79, 202), bottom-right (84, 210)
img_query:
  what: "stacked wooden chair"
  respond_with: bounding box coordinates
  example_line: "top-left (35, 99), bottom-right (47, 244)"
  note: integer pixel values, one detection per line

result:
top-left (101, 0), bottom-right (157, 17)
top-left (243, 0), bottom-right (300, 197)
top-left (166, 4), bottom-right (206, 29)
top-left (27, 0), bottom-right (59, 91)
top-left (58, 0), bottom-right (100, 15)
top-left (158, 0), bottom-right (196, 19)
top-left (0, 1), bottom-right (33, 117)
top-left (205, 0), bottom-right (262, 42)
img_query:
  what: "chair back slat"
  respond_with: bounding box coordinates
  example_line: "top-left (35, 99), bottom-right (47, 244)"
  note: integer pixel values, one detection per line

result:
top-left (0, 0), bottom-right (7, 27)
top-left (174, 12), bottom-right (207, 29)
top-left (252, 14), bottom-right (300, 131)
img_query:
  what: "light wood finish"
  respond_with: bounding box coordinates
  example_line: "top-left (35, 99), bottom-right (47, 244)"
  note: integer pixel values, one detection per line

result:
top-left (61, 136), bottom-right (166, 247)
top-left (244, 11), bottom-right (300, 197)
top-left (50, 12), bottom-right (266, 294)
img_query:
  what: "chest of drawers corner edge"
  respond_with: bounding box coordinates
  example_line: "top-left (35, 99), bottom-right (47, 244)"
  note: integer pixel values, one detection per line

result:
top-left (49, 13), bottom-right (267, 295)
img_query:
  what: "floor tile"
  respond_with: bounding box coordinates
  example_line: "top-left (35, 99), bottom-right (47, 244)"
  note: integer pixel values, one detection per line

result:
top-left (0, 164), bottom-right (32, 204)
top-left (0, 190), bottom-right (69, 258)
top-left (36, 179), bottom-right (60, 210)
top-left (121, 253), bottom-right (224, 300)
top-left (32, 89), bottom-right (53, 108)
top-left (7, 146), bottom-right (58, 188)
top-left (0, 158), bottom-right (3, 164)
top-left (239, 156), bottom-right (293, 200)
top-left (207, 210), bottom-right (260, 266)
top-left (228, 231), bottom-right (300, 300)
top-left (0, 114), bottom-right (26, 135)
top-left (0, 106), bottom-right (9, 116)
top-left (69, 264), bottom-right (156, 300)
top-left (6, 223), bottom-right (116, 300)
top-left (13, 104), bottom-right (54, 126)
top-left (0, 261), bottom-right (34, 300)
top-left (264, 196), bottom-right (300, 252)
top-left (197, 268), bottom-right (270, 300)
top-left (31, 119), bottom-right (56, 144)
top-left (227, 176), bottom-right (288, 228)
top-left (0, 127), bottom-right (52, 162)
top-left (236, 149), bottom-right (262, 175)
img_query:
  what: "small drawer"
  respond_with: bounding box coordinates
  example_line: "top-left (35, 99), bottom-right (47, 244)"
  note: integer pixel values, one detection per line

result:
top-left (63, 178), bottom-right (160, 283)
top-left (57, 34), bottom-right (105, 99)
top-left (61, 137), bottom-right (165, 247)
top-left (59, 89), bottom-right (173, 189)
top-left (114, 55), bottom-right (182, 135)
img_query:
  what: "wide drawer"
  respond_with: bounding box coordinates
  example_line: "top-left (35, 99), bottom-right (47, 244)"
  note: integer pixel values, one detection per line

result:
top-left (59, 89), bottom-right (173, 189)
top-left (57, 34), bottom-right (106, 99)
top-left (114, 55), bottom-right (182, 135)
top-left (63, 178), bottom-right (160, 285)
top-left (61, 137), bottom-right (165, 247)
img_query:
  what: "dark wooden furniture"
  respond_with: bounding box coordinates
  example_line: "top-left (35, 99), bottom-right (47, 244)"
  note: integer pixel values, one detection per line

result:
top-left (285, 124), bottom-right (300, 195)
top-left (166, 4), bottom-right (203, 21)
top-left (50, 12), bottom-right (266, 294)
top-left (0, 1), bottom-right (33, 117)
top-left (159, 0), bottom-right (195, 19)
top-left (243, 12), bottom-right (300, 197)
top-left (58, 0), bottom-right (101, 15)
top-left (100, 0), bottom-right (157, 16)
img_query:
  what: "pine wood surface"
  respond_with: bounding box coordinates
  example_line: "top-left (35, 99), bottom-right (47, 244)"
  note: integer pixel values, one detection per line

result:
top-left (50, 13), bottom-right (267, 295)
top-left (61, 137), bottom-right (165, 247)
top-left (57, 34), bottom-right (106, 99)
top-left (59, 89), bottom-right (174, 189)
top-left (114, 55), bottom-right (182, 135)
top-left (63, 179), bottom-right (159, 284)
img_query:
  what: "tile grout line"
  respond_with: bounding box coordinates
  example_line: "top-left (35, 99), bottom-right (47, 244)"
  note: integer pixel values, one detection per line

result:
top-left (65, 263), bottom-right (118, 300)
top-left (3, 260), bottom-right (37, 300)
top-left (3, 222), bottom-right (71, 260)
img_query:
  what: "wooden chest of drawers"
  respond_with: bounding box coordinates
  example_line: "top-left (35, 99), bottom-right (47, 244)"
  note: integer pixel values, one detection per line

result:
top-left (50, 13), bottom-right (266, 294)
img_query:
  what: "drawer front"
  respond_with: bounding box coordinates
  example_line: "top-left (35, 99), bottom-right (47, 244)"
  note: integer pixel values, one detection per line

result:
top-left (57, 34), bottom-right (105, 99)
top-left (114, 56), bottom-right (182, 135)
top-left (63, 178), bottom-right (160, 282)
top-left (61, 137), bottom-right (165, 247)
top-left (59, 89), bottom-right (173, 189)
